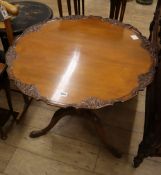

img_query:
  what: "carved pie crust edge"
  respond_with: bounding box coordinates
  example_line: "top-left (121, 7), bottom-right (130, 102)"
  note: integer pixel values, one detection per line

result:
top-left (6, 16), bottom-right (157, 109)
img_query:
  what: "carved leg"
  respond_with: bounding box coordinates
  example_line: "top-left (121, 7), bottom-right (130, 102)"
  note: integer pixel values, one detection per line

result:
top-left (17, 95), bottom-right (32, 122)
top-left (85, 110), bottom-right (122, 158)
top-left (4, 87), bottom-right (15, 119)
top-left (30, 107), bottom-right (121, 158)
top-left (4, 78), bottom-right (17, 120)
top-left (30, 107), bottom-right (75, 138)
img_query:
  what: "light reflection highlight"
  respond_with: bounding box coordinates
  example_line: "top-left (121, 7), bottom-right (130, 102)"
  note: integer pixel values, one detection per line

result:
top-left (51, 49), bottom-right (80, 101)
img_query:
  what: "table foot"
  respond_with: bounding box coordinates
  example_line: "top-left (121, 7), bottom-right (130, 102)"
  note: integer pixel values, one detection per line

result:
top-left (4, 82), bottom-right (17, 120)
top-left (0, 109), bottom-right (19, 140)
top-left (133, 155), bottom-right (144, 168)
top-left (17, 95), bottom-right (33, 122)
top-left (30, 107), bottom-right (75, 138)
top-left (107, 145), bottom-right (122, 158)
top-left (29, 107), bottom-right (122, 158)
top-left (30, 130), bottom-right (48, 138)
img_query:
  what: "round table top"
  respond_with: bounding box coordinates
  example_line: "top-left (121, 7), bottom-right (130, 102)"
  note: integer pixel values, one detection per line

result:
top-left (0, 1), bottom-right (53, 35)
top-left (6, 16), bottom-right (155, 109)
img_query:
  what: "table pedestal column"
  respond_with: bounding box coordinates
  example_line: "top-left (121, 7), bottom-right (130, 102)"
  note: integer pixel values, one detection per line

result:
top-left (30, 107), bottom-right (122, 158)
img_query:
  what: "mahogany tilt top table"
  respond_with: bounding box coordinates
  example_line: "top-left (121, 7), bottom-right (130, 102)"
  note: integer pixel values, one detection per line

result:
top-left (6, 16), bottom-right (156, 158)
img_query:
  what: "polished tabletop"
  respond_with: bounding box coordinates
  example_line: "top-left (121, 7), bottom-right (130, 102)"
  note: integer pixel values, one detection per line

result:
top-left (6, 17), bottom-right (155, 109)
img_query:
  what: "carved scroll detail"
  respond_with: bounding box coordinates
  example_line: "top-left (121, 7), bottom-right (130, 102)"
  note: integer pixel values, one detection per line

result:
top-left (79, 97), bottom-right (113, 109)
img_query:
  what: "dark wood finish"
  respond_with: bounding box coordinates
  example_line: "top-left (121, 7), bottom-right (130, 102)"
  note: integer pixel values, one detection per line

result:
top-left (77, 0), bottom-right (80, 15)
top-left (16, 94), bottom-right (33, 122)
top-left (0, 64), bottom-right (14, 119)
top-left (136, 0), bottom-right (153, 5)
top-left (30, 107), bottom-right (122, 158)
top-left (134, 0), bottom-right (161, 168)
top-left (0, 63), bottom-right (18, 139)
top-left (109, 0), bottom-right (127, 22)
top-left (57, 0), bottom-right (63, 17)
top-left (57, 0), bottom-right (84, 17)
top-left (120, 0), bottom-right (127, 22)
top-left (73, 0), bottom-right (78, 15)
top-left (82, 0), bottom-right (84, 16)
top-left (67, 0), bottom-right (72, 15)
top-left (0, 108), bottom-right (18, 140)
top-left (0, 108), bottom-right (11, 140)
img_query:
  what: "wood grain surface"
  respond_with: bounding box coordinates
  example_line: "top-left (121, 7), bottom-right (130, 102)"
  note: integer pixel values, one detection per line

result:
top-left (6, 17), bottom-right (155, 108)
